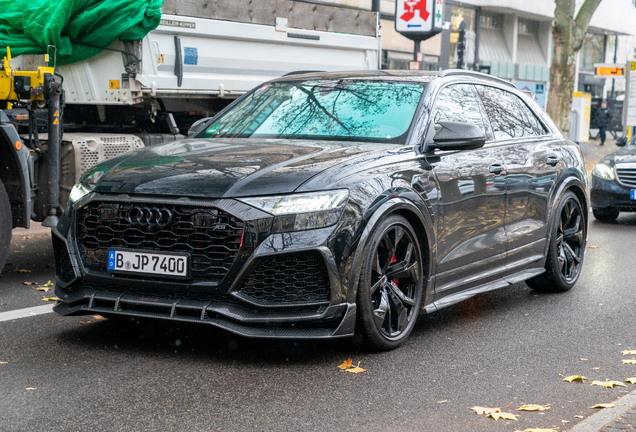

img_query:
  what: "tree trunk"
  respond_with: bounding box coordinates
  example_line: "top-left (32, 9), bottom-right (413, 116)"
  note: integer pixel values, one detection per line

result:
top-left (547, 0), bottom-right (603, 134)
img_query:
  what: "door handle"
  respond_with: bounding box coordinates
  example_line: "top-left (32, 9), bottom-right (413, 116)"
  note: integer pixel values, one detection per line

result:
top-left (546, 156), bottom-right (559, 166)
top-left (489, 164), bottom-right (504, 175)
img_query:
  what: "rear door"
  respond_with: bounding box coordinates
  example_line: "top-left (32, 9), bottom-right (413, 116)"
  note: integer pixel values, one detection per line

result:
top-left (475, 85), bottom-right (563, 270)
top-left (428, 84), bottom-right (509, 299)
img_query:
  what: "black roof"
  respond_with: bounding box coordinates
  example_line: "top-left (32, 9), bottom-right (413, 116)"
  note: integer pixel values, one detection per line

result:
top-left (272, 69), bottom-right (515, 88)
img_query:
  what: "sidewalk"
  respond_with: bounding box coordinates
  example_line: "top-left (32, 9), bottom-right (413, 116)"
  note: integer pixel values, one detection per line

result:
top-left (568, 389), bottom-right (636, 431)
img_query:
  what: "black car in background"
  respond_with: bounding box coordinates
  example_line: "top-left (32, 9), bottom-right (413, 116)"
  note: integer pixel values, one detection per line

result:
top-left (591, 135), bottom-right (636, 221)
top-left (52, 70), bottom-right (588, 350)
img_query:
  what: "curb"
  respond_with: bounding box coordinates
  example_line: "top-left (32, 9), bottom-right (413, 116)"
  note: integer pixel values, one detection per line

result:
top-left (568, 389), bottom-right (636, 431)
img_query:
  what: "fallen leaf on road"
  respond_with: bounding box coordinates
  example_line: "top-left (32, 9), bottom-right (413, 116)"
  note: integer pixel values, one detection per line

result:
top-left (574, 415), bottom-right (584, 419)
top-left (517, 404), bottom-right (550, 411)
top-left (591, 380), bottom-right (625, 388)
top-left (590, 403), bottom-right (615, 409)
top-left (337, 359), bottom-right (352, 370)
top-left (580, 358), bottom-right (588, 361)
top-left (41, 280), bottom-right (53, 287)
top-left (622, 349), bottom-right (636, 355)
top-left (437, 400), bottom-right (447, 404)
top-left (591, 367), bottom-right (600, 370)
top-left (345, 361), bottom-right (366, 374)
top-left (471, 406), bottom-right (501, 415)
top-left (79, 321), bottom-right (94, 325)
top-left (626, 377), bottom-right (636, 384)
top-left (25, 388), bottom-right (36, 391)
top-left (586, 246), bottom-right (599, 249)
top-left (487, 412), bottom-right (517, 421)
top-left (561, 420), bottom-right (569, 423)
top-left (91, 315), bottom-right (106, 320)
top-left (14, 269), bottom-right (31, 273)
top-left (622, 359), bottom-right (636, 364)
top-left (0, 361), bottom-right (7, 364)
top-left (35, 287), bottom-right (50, 292)
top-left (563, 375), bottom-right (587, 382)
top-left (40, 297), bottom-right (57, 302)
top-left (22, 282), bottom-right (38, 285)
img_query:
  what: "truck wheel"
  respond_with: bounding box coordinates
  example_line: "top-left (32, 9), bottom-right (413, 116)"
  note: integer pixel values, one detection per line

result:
top-left (0, 178), bottom-right (11, 274)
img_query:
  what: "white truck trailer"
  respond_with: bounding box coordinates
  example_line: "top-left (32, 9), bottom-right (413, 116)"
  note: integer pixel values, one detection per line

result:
top-left (0, 0), bottom-right (380, 272)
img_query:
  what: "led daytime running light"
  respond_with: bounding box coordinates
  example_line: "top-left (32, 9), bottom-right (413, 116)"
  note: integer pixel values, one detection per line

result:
top-left (69, 182), bottom-right (93, 203)
top-left (240, 190), bottom-right (349, 215)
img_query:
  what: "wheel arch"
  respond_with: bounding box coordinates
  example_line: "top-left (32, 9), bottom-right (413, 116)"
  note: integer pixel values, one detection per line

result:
top-left (346, 196), bottom-right (435, 307)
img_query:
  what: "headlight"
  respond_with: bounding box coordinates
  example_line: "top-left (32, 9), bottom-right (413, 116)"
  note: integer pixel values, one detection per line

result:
top-left (69, 182), bottom-right (93, 203)
top-left (239, 190), bottom-right (349, 232)
top-left (592, 163), bottom-right (614, 181)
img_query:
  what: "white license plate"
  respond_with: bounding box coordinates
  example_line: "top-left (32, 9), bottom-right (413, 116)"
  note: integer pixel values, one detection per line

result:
top-left (107, 250), bottom-right (188, 278)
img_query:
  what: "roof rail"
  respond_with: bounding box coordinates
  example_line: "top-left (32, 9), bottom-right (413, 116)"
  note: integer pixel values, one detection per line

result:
top-left (438, 69), bottom-right (515, 88)
top-left (282, 70), bottom-right (325, 77)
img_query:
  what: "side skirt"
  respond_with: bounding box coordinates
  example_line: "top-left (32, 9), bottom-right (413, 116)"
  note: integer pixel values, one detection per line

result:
top-left (424, 267), bottom-right (545, 313)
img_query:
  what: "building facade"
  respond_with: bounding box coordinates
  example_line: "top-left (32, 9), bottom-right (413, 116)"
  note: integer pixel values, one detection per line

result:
top-left (318, 0), bottom-right (636, 108)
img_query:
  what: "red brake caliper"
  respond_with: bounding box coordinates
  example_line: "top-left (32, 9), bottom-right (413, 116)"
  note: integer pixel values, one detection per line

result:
top-left (391, 255), bottom-right (399, 287)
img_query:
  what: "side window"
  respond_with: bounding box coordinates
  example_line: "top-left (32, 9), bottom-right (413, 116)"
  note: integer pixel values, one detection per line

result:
top-left (432, 84), bottom-right (487, 136)
top-left (476, 85), bottom-right (539, 140)
top-left (514, 98), bottom-right (548, 136)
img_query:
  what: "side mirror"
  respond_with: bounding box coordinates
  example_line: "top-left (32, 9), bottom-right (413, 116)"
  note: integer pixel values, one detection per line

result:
top-left (187, 117), bottom-right (213, 137)
top-left (616, 136), bottom-right (628, 147)
top-left (428, 121), bottom-right (486, 151)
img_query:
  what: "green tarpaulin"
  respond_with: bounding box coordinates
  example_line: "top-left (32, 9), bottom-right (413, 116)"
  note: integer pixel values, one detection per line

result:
top-left (0, 0), bottom-right (163, 65)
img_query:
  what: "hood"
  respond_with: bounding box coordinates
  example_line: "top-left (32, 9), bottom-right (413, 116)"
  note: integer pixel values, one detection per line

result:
top-left (83, 138), bottom-right (394, 198)
top-left (600, 145), bottom-right (636, 167)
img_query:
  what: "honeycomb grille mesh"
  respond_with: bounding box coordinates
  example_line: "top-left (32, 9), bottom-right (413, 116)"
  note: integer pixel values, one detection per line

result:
top-left (239, 252), bottom-right (330, 304)
top-left (75, 202), bottom-right (244, 282)
top-left (52, 235), bottom-right (76, 284)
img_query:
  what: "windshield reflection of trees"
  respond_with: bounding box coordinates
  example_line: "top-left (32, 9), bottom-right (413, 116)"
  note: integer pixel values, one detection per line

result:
top-left (209, 80), bottom-right (424, 141)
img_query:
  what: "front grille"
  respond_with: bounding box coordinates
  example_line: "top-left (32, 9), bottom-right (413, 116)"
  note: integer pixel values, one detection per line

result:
top-left (52, 235), bottom-right (76, 284)
top-left (239, 252), bottom-right (330, 304)
top-left (616, 166), bottom-right (636, 187)
top-left (75, 201), bottom-right (244, 282)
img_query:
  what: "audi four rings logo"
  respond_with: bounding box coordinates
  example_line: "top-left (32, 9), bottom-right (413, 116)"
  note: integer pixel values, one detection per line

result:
top-left (127, 207), bottom-right (173, 227)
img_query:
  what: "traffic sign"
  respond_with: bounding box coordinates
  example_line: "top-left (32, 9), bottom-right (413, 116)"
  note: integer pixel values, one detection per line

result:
top-left (395, 0), bottom-right (444, 41)
top-left (595, 64), bottom-right (624, 76)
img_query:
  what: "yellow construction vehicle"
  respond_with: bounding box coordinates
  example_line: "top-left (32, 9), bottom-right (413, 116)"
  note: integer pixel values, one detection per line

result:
top-left (0, 47), bottom-right (55, 103)
top-left (0, 46), bottom-right (64, 272)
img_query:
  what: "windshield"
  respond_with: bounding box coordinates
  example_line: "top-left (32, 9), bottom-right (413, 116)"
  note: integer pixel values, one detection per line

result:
top-left (196, 80), bottom-right (425, 143)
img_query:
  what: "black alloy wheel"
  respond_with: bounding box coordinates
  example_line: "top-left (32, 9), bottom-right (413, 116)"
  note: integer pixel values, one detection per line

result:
top-left (592, 207), bottom-right (620, 222)
top-left (527, 191), bottom-right (586, 293)
top-left (356, 215), bottom-right (423, 350)
top-left (0, 179), bottom-right (11, 275)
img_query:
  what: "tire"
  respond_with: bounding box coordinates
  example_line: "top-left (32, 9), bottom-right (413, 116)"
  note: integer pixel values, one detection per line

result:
top-left (0, 178), bottom-right (11, 275)
top-left (356, 215), bottom-right (424, 350)
top-left (527, 191), bottom-right (586, 293)
top-left (592, 207), bottom-right (619, 222)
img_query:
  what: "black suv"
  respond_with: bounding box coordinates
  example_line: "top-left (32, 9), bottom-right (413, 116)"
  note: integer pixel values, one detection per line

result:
top-left (53, 71), bottom-right (588, 350)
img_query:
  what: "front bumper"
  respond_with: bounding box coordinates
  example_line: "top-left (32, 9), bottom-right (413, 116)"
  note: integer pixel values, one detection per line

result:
top-left (590, 176), bottom-right (636, 211)
top-left (51, 195), bottom-right (359, 340)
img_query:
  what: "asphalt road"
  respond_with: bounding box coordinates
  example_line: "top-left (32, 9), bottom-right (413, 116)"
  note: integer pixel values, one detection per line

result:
top-left (1, 214), bottom-right (636, 432)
